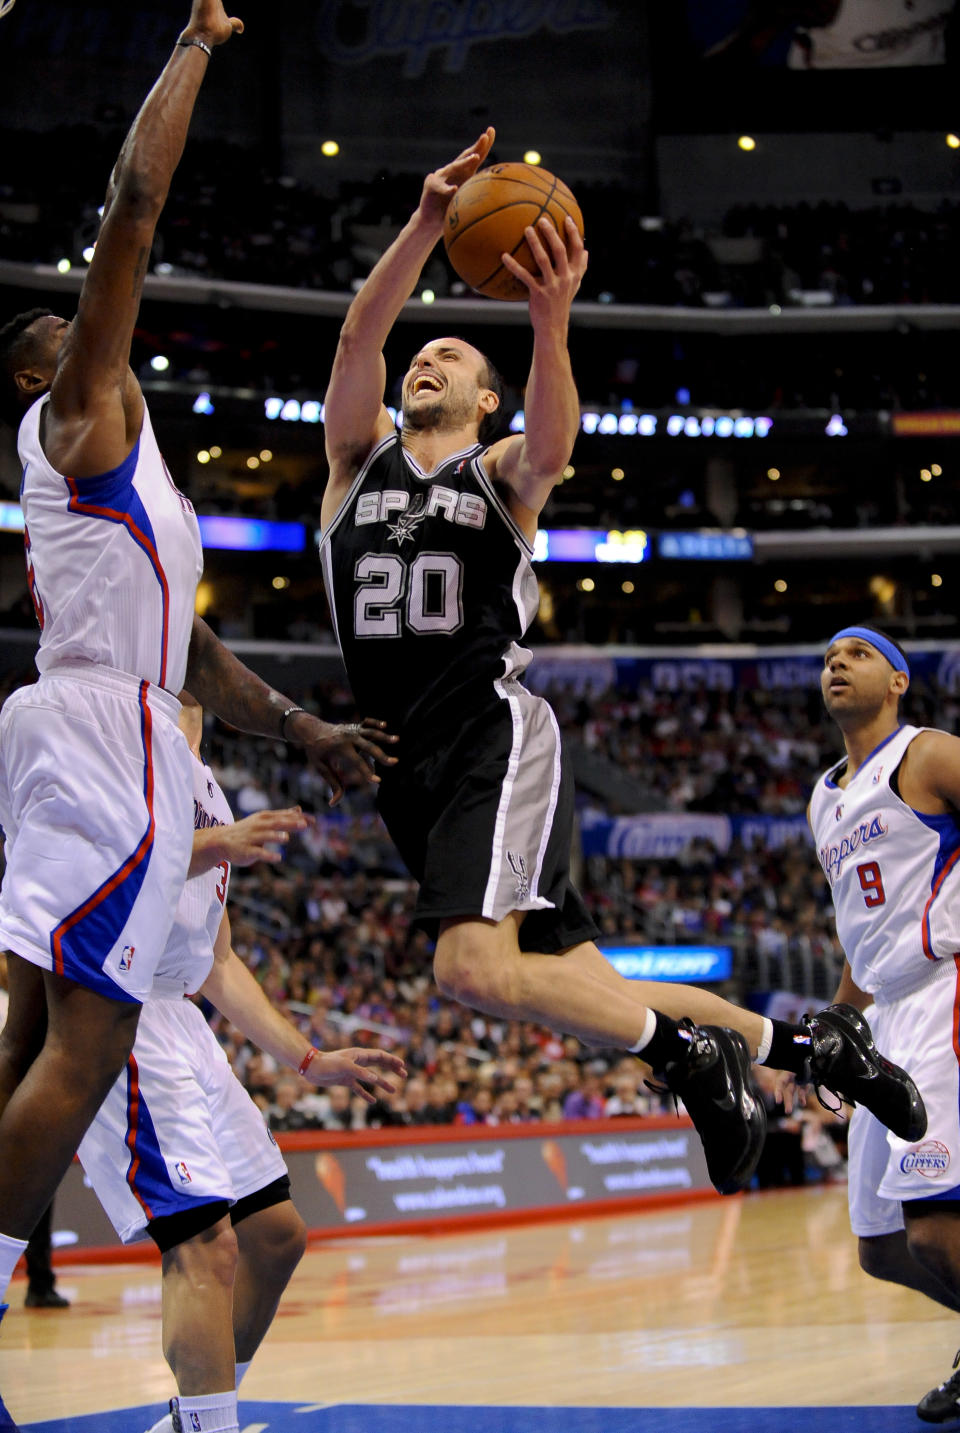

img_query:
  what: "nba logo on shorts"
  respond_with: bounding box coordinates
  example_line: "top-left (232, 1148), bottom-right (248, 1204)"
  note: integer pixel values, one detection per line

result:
top-left (191, 1417), bottom-right (201, 1432)
top-left (174, 1160), bottom-right (192, 1184)
top-left (118, 945), bottom-right (135, 972)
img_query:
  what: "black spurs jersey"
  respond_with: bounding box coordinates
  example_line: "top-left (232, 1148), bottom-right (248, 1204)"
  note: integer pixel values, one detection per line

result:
top-left (320, 433), bottom-right (540, 736)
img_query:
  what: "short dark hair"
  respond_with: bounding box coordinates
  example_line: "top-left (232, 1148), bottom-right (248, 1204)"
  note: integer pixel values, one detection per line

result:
top-left (0, 308), bottom-right (54, 428)
top-left (477, 354), bottom-right (504, 447)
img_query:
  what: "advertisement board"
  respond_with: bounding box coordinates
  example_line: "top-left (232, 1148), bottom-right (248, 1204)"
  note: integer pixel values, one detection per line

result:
top-left (47, 1118), bottom-right (714, 1259)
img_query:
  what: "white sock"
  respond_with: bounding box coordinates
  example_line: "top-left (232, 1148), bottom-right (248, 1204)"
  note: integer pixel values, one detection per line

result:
top-left (235, 1361), bottom-right (251, 1390)
top-left (627, 1007), bottom-right (658, 1055)
top-left (0, 1232), bottom-right (28, 1305)
top-left (170, 1391), bottom-right (239, 1433)
top-left (756, 1017), bottom-right (774, 1065)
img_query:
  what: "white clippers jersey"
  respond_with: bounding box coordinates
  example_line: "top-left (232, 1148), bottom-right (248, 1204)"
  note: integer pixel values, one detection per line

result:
top-left (156, 753), bottom-right (233, 997)
top-left (18, 394), bottom-right (203, 694)
top-left (810, 724), bottom-right (960, 998)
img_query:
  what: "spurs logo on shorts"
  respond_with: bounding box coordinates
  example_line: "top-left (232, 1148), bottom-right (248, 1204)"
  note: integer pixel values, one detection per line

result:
top-left (507, 850), bottom-right (529, 902)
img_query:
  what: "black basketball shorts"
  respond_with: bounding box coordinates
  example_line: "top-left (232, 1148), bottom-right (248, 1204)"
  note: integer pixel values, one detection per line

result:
top-left (376, 677), bottom-right (599, 954)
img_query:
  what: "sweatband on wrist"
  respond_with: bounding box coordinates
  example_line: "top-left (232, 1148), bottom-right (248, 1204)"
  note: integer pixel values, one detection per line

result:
top-left (298, 1047), bottom-right (319, 1076)
top-left (178, 36), bottom-right (212, 57)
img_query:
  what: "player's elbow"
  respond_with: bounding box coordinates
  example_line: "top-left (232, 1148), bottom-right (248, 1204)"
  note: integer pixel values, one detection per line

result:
top-left (109, 163), bottom-right (168, 226)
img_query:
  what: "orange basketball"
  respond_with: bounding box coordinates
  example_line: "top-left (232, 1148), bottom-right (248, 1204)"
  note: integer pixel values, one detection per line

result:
top-left (443, 162), bottom-right (584, 301)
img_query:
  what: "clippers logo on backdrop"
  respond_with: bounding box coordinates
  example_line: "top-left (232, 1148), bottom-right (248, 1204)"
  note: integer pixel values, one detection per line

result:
top-left (174, 1161), bottom-right (192, 1185)
top-left (507, 851), bottom-right (529, 902)
top-left (819, 814), bottom-right (888, 883)
top-left (901, 1140), bottom-right (951, 1177)
top-left (118, 945), bottom-right (135, 972)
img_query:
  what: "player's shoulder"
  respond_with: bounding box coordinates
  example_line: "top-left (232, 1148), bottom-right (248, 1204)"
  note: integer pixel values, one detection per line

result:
top-left (903, 726), bottom-right (960, 766)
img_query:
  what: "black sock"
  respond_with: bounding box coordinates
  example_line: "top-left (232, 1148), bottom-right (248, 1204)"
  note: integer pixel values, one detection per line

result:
top-left (638, 1012), bottom-right (693, 1072)
top-left (764, 1019), bottom-right (813, 1075)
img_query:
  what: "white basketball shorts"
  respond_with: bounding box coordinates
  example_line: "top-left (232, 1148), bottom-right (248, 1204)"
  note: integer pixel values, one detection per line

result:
top-left (0, 664), bottom-right (194, 1003)
top-left (848, 958), bottom-right (960, 1238)
top-left (78, 997), bottom-right (287, 1243)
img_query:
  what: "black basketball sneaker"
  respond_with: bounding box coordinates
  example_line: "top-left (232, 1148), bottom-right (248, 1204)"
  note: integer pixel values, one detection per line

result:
top-left (658, 1021), bottom-right (767, 1196)
top-left (801, 1004), bottom-right (927, 1143)
top-left (917, 1349), bottom-right (960, 1423)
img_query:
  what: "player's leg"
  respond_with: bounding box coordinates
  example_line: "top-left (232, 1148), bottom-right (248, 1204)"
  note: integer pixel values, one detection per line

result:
top-left (0, 968), bottom-right (140, 1241)
top-left (0, 677), bottom-right (193, 1249)
top-left (903, 1206), bottom-right (960, 1423)
top-left (859, 980), bottom-right (960, 1422)
top-left (159, 1214), bottom-right (240, 1396)
top-left (421, 682), bottom-right (921, 1142)
top-left (0, 954), bottom-right (46, 1112)
top-left (859, 1228), bottom-right (960, 1308)
top-left (435, 915), bottom-right (767, 1047)
top-left (231, 1191), bottom-right (307, 1363)
top-left (848, 1100), bottom-right (958, 1305)
top-left (435, 913), bottom-right (765, 1195)
top-left (0, 965), bottom-right (139, 1432)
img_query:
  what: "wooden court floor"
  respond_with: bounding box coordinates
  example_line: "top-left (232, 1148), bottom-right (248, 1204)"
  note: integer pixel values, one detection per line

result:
top-left (4, 1185), bottom-right (958, 1432)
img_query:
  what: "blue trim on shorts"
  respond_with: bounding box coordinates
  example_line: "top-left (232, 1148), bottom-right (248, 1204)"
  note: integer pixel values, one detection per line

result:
top-left (906, 1182), bottom-right (960, 1203)
top-left (48, 683), bottom-right (155, 1003)
top-left (124, 1056), bottom-right (209, 1222)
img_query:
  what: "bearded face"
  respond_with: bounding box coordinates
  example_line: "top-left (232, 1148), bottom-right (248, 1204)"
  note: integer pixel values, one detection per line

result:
top-left (401, 339), bottom-right (489, 436)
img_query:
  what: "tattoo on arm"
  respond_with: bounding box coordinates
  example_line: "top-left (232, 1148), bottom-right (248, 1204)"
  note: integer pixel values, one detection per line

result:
top-left (185, 616), bottom-right (289, 737)
top-left (131, 246), bottom-right (149, 302)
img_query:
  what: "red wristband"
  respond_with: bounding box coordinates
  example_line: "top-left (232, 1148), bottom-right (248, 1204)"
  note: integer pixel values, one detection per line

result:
top-left (298, 1047), bottom-right (319, 1077)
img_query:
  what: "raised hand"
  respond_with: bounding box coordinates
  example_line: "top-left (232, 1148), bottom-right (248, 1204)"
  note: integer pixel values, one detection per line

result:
top-left (304, 1048), bottom-right (408, 1103)
top-left (418, 127), bottom-right (496, 230)
top-left (284, 713), bottom-right (398, 806)
top-left (501, 215), bottom-right (588, 330)
top-left (181, 0), bottom-right (244, 47)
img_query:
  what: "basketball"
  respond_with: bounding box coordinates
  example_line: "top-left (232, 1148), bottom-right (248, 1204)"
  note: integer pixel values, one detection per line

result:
top-left (443, 161), bottom-right (584, 301)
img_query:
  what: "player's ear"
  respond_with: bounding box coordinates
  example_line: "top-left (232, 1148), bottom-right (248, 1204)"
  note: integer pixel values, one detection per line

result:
top-left (892, 671), bottom-right (909, 698)
top-left (478, 387), bottom-right (499, 415)
top-left (14, 364), bottom-right (49, 399)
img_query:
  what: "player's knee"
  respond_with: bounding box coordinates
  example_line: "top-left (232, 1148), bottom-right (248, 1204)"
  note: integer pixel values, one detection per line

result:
top-left (904, 1216), bottom-right (956, 1285)
top-left (170, 1219), bottom-right (240, 1292)
top-left (433, 931), bottom-right (520, 1009)
top-left (858, 1234), bottom-right (896, 1283)
top-left (269, 1203), bottom-right (307, 1279)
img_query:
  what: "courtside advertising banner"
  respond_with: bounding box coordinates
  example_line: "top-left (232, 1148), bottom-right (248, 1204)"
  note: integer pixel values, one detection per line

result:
top-left (50, 1119), bottom-right (713, 1254)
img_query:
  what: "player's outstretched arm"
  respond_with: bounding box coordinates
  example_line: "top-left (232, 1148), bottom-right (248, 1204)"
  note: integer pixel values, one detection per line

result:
top-left (185, 615), bottom-right (397, 804)
top-left (322, 128), bottom-right (495, 498)
top-left (189, 806), bottom-right (310, 876)
top-left (485, 214), bottom-right (588, 528)
top-left (46, 1), bottom-right (242, 481)
top-left (200, 910), bottom-right (407, 1101)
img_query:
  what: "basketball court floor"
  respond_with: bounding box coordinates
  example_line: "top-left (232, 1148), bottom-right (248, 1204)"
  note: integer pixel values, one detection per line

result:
top-left (5, 1185), bottom-right (956, 1433)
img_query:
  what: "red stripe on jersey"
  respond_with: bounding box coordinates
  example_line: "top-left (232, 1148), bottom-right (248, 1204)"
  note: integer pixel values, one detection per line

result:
top-left (922, 847), bottom-right (960, 960)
